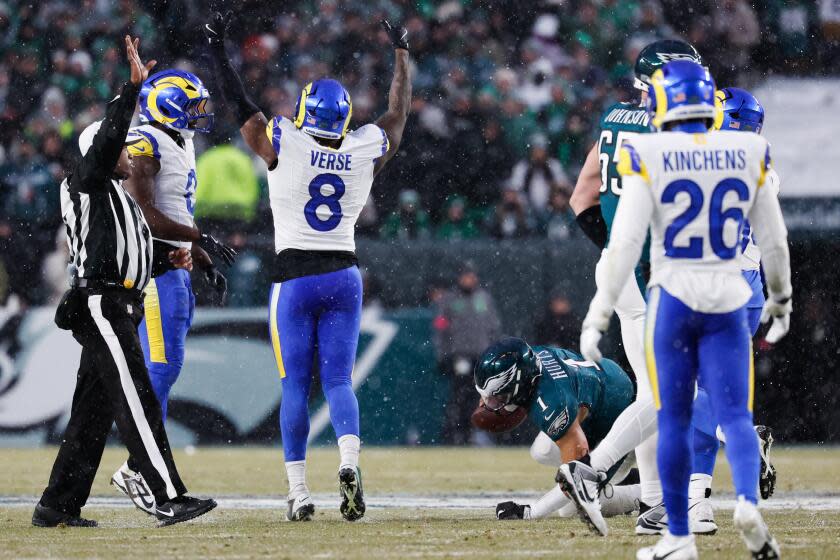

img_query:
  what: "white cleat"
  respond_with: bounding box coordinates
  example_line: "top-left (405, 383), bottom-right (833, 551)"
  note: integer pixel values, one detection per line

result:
top-left (286, 493), bottom-right (315, 521)
top-left (110, 462), bottom-right (156, 515)
top-left (733, 497), bottom-right (781, 559)
top-left (637, 532), bottom-right (698, 560)
top-left (688, 493), bottom-right (718, 535)
top-left (556, 461), bottom-right (608, 536)
top-left (636, 501), bottom-right (668, 535)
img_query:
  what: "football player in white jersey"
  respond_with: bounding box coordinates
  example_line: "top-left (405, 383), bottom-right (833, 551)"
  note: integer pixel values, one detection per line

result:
top-left (204, 12), bottom-right (411, 521)
top-left (110, 69), bottom-right (236, 514)
top-left (579, 61), bottom-right (790, 559)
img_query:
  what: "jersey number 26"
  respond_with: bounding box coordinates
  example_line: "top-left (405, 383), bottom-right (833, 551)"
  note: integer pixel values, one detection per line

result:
top-left (662, 178), bottom-right (749, 260)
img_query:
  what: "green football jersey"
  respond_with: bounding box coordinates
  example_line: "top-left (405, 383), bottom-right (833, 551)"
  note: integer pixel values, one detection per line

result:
top-left (528, 346), bottom-right (634, 445)
top-left (597, 101), bottom-right (652, 236)
top-left (597, 101), bottom-right (652, 291)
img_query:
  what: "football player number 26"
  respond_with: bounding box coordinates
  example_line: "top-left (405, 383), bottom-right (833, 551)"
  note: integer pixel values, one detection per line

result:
top-left (662, 178), bottom-right (749, 260)
top-left (305, 173), bottom-right (345, 232)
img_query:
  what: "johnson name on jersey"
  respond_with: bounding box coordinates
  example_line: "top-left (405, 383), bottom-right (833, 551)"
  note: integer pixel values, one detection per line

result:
top-left (618, 130), bottom-right (772, 312)
top-left (266, 116), bottom-right (388, 254)
top-left (126, 124), bottom-right (198, 248)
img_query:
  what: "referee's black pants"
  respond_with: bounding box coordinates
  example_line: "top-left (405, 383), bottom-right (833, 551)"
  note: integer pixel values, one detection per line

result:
top-left (40, 288), bottom-right (187, 514)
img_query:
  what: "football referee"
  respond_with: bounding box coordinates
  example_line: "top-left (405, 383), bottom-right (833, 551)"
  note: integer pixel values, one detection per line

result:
top-left (33, 36), bottom-right (216, 528)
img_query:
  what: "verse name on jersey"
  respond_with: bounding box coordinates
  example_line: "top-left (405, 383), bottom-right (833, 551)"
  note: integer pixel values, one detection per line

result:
top-left (311, 150), bottom-right (352, 171)
top-left (604, 107), bottom-right (650, 126)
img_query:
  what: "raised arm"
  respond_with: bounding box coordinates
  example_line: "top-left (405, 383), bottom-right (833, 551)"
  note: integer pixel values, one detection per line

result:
top-left (77, 36), bottom-right (156, 188)
top-left (204, 12), bottom-right (276, 167)
top-left (374, 20), bottom-right (411, 176)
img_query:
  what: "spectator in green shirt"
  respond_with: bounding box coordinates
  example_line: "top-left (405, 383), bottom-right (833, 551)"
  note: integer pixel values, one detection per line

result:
top-left (436, 196), bottom-right (480, 241)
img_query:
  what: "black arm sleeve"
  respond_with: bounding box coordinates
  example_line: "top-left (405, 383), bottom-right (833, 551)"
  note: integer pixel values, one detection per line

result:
top-left (208, 43), bottom-right (261, 126)
top-left (76, 82), bottom-right (140, 190)
top-left (575, 204), bottom-right (608, 249)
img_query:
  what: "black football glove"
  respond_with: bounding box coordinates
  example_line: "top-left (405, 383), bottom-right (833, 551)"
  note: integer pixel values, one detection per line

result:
top-left (198, 232), bottom-right (237, 266)
top-left (381, 20), bottom-right (409, 50)
top-left (204, 11), bottom-right (232, 46)
top-left (204, 265), bottom-right (228, 305)
top-left (496, 501), bottom-right (530, 520)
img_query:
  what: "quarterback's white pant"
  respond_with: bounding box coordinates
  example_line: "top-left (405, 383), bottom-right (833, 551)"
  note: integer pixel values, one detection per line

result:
top-left (590, 253), bottom-right (661, 505)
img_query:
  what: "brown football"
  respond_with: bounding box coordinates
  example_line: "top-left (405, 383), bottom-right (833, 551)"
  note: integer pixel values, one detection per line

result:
top-left (471, 401), bottom-right (527, 432)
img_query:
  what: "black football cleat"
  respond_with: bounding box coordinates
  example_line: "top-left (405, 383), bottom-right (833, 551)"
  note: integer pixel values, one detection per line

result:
top-left (155, 495), bottom-right (217, 527)
top-left (32, 503), bottom-right (98, 528)
top-left (756, 425), bottom-right (777, 500)
top-left (339, 467), bottom-right (366, 521)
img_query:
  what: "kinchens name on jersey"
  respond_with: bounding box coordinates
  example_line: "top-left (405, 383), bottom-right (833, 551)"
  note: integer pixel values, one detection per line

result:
top-left (126, 124), bottom-right (198, 249)
top-left (617, 130), bottom-right (772, 312)
top-left (265, 116), bottom-right (388, 255)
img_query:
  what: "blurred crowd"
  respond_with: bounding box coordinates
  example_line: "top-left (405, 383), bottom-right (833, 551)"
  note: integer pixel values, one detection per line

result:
top-left (1, 0), bottom-right (839, 304)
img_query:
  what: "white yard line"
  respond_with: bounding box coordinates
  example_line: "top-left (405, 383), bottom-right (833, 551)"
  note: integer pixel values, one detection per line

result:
top-left (3, 492), bottom-right (840, 511)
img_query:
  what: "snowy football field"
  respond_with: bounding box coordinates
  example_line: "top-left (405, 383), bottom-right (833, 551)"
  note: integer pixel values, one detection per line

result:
top-left (2, 447), bottom-right (839, 558)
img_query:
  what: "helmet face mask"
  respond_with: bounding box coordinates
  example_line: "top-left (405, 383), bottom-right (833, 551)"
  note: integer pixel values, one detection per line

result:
top-left (139, 70), bottom-right (214, 134)
top-left (474, 337), bottom-right (542, 410)
top-left (294, 79), bottom-right (352, 140)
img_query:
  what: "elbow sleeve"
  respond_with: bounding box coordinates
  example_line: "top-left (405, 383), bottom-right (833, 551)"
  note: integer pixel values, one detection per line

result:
top-left (576, 205), bottom-right (608, 249)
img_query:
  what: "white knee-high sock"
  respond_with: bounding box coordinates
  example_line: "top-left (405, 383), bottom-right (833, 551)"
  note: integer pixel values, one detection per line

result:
top-left (338, 434), bottom-right (361, 471)
top-left (530, 485), bottom-right (571, 519)
top-left (689, 473), bottom-right (713, 500)
top-left (285, 460), bottom-right (308, 499)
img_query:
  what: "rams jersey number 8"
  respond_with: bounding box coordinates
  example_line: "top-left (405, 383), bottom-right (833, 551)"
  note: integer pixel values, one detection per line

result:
top-left (265, 116), bottom-right (389, 253)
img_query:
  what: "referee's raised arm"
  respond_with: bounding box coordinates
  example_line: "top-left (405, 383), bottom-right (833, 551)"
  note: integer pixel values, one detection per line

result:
top-left (75, 37), bottom-right (157, 192)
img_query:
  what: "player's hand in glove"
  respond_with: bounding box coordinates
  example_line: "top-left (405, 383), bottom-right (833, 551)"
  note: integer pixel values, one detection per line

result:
top-left (198, 233), bottom-right (237, 266)
top-left (204, 11), bottom-right (232, 45)
top-left (381, 20), bottom-right (409, 50)
top-left (580, 290), bottom-right (612, 363)
top-left (760, 296), bottom-right (792, 344)
top-left (496, 501), bottom-right (530, 520)
top-left (204, 265), bottom-right (228, 305)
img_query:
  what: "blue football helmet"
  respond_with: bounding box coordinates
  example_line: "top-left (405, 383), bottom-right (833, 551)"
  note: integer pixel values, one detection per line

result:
top-left (139, 69), bottom-right (213, 133)
top-left (293, 79), bottom-right (352, 140)
top-left (646, 60), bottom-right (716, 131)
top-left (713, 87), bottom-right (765, 133)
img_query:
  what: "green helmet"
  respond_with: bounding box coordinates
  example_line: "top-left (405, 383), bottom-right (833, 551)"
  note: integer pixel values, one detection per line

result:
top-left (474, 337), bottom-right (542, 411)
top-left (634, 39), bottom-right (703, 91)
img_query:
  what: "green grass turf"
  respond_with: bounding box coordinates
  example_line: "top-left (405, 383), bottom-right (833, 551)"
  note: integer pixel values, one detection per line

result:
top-left (1, 446), bottom-right (839, 558)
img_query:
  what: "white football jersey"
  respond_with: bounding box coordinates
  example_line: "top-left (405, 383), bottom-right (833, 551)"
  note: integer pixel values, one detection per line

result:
top-left (739, 167), bottom-right (780, 271)
top-left (126, 124), bottom-right (197, 248)
top-left (265, 115), bottom-right (388, 253)
top-left (618, 130), bottom-right (772, 312)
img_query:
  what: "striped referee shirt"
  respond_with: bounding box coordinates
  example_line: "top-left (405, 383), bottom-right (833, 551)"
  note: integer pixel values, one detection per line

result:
top-left (61, 81), bottom-right (154, 292)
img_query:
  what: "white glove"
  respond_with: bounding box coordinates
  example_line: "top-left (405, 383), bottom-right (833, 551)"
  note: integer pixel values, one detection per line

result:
top-left (580, 290), bottom-right (613, 362)
top-left (580, 326), bottom-right (604, 363)
top-left (761, 296), bottom-right (792, 344)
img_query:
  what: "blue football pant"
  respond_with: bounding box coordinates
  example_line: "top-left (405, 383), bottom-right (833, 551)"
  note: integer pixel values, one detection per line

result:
top-left (138, 268), bottom-right (195, 420)
top-left (269, 266), bottom-right (363, 462)
top-left (692, 269), bottom-right (764, 476)
top-left (647, 286), bottom-right (759, 537)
